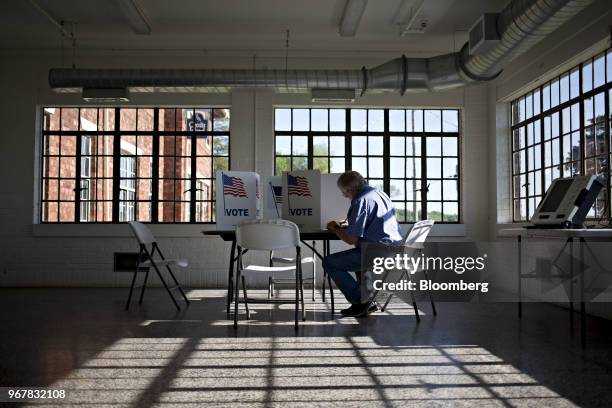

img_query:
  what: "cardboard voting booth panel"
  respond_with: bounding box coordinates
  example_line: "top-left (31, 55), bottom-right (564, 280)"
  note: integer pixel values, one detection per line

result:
top-left (320, 173), bottom-right (351, 229)
top-left (216, 171), bottom-right (260, 230)
top-left (264, 176), bottom-right (283, 219)
top-left (282, 170), bottom-right (321, 230)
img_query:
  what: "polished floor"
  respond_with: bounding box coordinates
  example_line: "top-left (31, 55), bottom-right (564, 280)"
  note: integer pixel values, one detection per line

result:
top-left (1, 288), bottom-right (612, 407)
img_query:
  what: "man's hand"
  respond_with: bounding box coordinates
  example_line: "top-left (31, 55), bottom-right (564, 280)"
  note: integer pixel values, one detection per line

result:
top-left (326, 220), bottom-right (340, 231)
top-left (326, 220), bottom-right (358, 245)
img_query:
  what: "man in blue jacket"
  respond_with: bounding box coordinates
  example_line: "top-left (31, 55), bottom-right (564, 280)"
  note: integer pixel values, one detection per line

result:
top-left (324, 171), bottom-right (404, 317)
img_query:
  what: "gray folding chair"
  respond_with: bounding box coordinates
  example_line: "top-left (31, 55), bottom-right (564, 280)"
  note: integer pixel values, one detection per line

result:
top-left (369, 220), bottom-right (436, 322)
top-left (126, 221), bottom-right (190, 311)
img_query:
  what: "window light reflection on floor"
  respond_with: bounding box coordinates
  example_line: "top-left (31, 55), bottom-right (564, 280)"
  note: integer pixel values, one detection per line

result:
top-left (26, 336), bottom-right (575, 407)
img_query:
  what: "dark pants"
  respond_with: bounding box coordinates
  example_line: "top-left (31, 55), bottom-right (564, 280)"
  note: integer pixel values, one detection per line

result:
top-left (322, 248), bottom-right (366, 305)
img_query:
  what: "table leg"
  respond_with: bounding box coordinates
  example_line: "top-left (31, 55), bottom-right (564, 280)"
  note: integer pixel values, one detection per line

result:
top-left (312, 240), bottom-right (316, 301)
top-left (569, 237), bottom-right (574, 327)
top-left (322, 240), bottom-right (326, 302)
top-left (580, 237), bottom-right (586, 347)
top-left (325, 239), bottom-right (335, 315)
top-left (226, 239), bottom-right (237, 314)
top-left (518, 235), bottom-right (522, 318)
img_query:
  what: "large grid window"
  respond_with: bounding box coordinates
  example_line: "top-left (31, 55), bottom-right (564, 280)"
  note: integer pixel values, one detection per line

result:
top-left (274, 107), bottom-right (461, 223)
top-left (511, 48), bottom-right (612, 221)
top-left (40, 107), bottom-right (230, 223)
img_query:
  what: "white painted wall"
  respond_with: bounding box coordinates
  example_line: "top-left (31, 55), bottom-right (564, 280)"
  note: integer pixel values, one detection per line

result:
top-left (0, 46), bottom-right (491, 288)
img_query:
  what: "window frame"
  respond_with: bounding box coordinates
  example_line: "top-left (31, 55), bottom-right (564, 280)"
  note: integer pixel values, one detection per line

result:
top-left (39, 107), bottom-right (230, 224)
top-left (274, 107), bottom-right (462, 224)
top-left (510, 48), bottom-right (612, 222)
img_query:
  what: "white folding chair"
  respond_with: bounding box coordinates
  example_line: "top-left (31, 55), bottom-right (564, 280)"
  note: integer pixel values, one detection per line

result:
top-left (126, 221), bottom-right (190, 311)
top-left (235, 219), bottom-right (306, 329)
top-left (268, 248), bottom-right (316, 301)
top-left (370, 220), bottom-right (436, 322)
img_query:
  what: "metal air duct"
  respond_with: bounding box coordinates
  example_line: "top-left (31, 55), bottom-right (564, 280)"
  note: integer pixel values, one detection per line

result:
top-left (48, 0), bottom-right (594, 95)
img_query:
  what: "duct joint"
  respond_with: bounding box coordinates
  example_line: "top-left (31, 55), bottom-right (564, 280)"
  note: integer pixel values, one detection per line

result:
top-left (458, 43), bottom-right (503, 82)
top-left (360, 66), bottom-right (368, 96)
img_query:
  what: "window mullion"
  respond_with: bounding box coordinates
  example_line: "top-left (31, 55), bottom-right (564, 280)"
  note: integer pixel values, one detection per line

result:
top-left (112, 108), bottom-right (121, 223)
top-left (345, 109), bottom-right (351, 171)
top-left (190, 129), bottom-right (197, 223)
top-left (605, 87), bottom-right (611, 218)
top-left (579, 63), bottom-right (586, 176)
top-left (152, 109), bottom-right (160, 222)
top-left (383, 109), bottom-right (390, 196)
top-left (75, 111), bottom-right (82, 222)
top-left (308, 132), bottom-right (313, 170)
top-left (421, 132), bottom-right (427, 221)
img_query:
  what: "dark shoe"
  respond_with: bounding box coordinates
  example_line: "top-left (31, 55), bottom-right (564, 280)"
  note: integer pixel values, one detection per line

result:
top-left (340, 304), bottom-right (360, 316)
top-left (342, 302), bottom-right (373, 317)
top-left (360, 301), bottom-right (379, 317)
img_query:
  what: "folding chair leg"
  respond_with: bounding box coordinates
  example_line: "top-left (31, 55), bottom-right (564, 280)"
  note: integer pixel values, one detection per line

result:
top-left (411, 294), bottom-right (420, 322)
top-left (165, 265), bottom-right (190, 305)
top-left (295, 267), bottom-right (299, 330)
top-left (234, 267), bottom-right (241, 328)
top-left (423, 269), bottom-right (437, 316)
top-left (138, 269), bottom-right (150, 305)
top-left (268, 276), bottom-right (272, 300)
top-left (381, 293), bottom-right (394, 312)
top-left (151, 263), bottom-right (180, 311)
top-left (406, 274), bottom-right (420, 323)
top-left (299, 265), bottom-right (306, 321)
top-left (125, 268), bottom-right (139, 311)
top-left (322, 271), bottom-right (326, 302)
top-left (311, 278), bottom-right (316, 302)
top-left (312, 241), bottom-right (316, 301)
top-left (300, 272), bottom-right (305, 302)
top-left (241, 276), bottom-right (250, 320)
top-left (327, 274), bottom-right (335, 315)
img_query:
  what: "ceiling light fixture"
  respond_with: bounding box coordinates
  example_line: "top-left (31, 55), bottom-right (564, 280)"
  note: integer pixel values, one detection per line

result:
top-left (82, 88), bottom-right (130, 102)
top-left (339, 0), bottom-right (368, 37)
top-left (311, 88), bottom-right (355, 103)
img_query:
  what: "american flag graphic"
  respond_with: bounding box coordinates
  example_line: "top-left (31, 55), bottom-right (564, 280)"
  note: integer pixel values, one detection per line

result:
top-left (222, 174), bottom-right (248, 198)
top-left (287, 174), bottom-right (311, 197)
top-left (272, 186), bottom-right (283, 204)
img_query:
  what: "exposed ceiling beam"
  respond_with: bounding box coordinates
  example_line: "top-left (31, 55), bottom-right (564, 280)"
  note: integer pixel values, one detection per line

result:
top-left (28, 0), bottom-right (72, 39)
top-left (115, 0), bottom-right (152, 35)
top-left (339, 0), bottom-right (368, 37)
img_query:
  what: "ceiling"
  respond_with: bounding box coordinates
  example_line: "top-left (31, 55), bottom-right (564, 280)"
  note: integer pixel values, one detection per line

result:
top-left (0, 0), bottom-right (509, 55)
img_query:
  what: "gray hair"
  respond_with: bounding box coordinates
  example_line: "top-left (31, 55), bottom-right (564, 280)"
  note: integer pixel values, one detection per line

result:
top-left (337, 171), bottom-right (366, 195)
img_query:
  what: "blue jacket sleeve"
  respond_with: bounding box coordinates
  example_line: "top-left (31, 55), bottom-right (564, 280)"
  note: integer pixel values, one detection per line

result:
top-left (345, 199), bottom-right (369, 238)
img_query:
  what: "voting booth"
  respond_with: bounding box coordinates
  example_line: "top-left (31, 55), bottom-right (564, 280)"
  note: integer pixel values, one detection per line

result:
top-left (215, 171), bottom-right (260, 230)
top-left (264, 176), bottom-right (283, 219)
top-left (216, 170), bottom-right (350, 230)
top-left (281, 171), bottom-right (350, 230)
top-left (282, 170), bottom-right (321, 230)
top-left (320, 173), bottom-right (351, 228)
